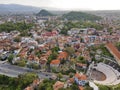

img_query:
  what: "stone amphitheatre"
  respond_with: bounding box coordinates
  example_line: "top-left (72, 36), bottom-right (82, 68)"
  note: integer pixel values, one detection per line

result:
top-left (88, 62), bottom-right (120, 85)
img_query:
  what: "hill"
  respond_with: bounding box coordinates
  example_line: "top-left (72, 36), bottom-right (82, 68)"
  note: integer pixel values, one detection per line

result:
top-left (0, 4), bottom-right (41, 14)
top-left (63, 11), bottom-right (102, 21)
top-left (37, 9), bottom-right (54, 16)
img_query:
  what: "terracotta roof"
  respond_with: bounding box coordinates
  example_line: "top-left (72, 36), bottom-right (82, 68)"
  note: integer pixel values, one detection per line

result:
top-left (0, 46), bottom-right (3, 49)
top-left (79, 86), bottom-right (84, 90)
top-left (46, 50), bottom-right (52, 56)
top-left (25, 86), bottom-right (33, 90)
top-left (33, 79), bottom-right (40, 85)
top-left (69, 78), bottom-right (74, 83)
top-left (106, 43), bottom-right (120, 61)
top-left (39, 58), bottom-right (47, 64)
top-left (75, 73), bottom-right (87, 80)
top-left (57, 52), bottom-right (68, 60)
top-left (53, 81), bottom-right (64, 90)
top-left (50, 60), bottom-right (60, 65)
top-left (75, 52), bottom-right (80, 56)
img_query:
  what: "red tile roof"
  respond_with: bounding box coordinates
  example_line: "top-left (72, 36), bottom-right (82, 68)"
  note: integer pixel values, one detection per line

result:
top-left (33, 79), bottom-right (40, 85)
top-left (75, 73), bottom-right (87, 80)
top-left (79, 86), bottom-right (84, 90)
top-left (25, 86), bottom-right (33, 90)
top-left (53, 81), bottom-right (64, 90)
top-left (69, 78), bottom-right (74, 83)
top-left (57, 52), bottom-right (68, 60)
top-left (50, 60), bottom-right (60, 65)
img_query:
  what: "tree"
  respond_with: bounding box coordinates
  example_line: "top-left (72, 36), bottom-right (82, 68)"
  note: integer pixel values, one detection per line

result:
top-left (16, 59), bottom-right (26, 67)
top-left (77, 56), bottom-right (86, 64)
top-left (32, 63), bottom-right (40, 70)
top-left (57, 73), bottom-right (63, 80)
top-left (18, 73), bottom-right (38, 89)
top-left (0, 22), bottom-right (33, 33)
top-left (35, 51), bottom-right (41, 57)
top-left (27, 63), bottom-right (40, 70)
top-left (84, 86), bottom-right (93, 90)
top-left (0, 73), bottom-right (38, 90)
top-left (116, 42), bottom-right (120, 51)
top-left (60, 29), bottom-right (68, 35)
top-left (98, 85), bottom-right (110, 90)
top-left (51, 46), bottom-right (60, 52)
top-left (13, 36), bottom-right (21, 42)
top-left (38, 79), bottom-right (55, 90)
top-left (47, 52), bottom-right (58, 64)
top-left (70, 83), bottom-right (79, 90)
top-left (65, 47), bottom-right (75, 56)
top-left (8, 54), bottom-right (14, 64)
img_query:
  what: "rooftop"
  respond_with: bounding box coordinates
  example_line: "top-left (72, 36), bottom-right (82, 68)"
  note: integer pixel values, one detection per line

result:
top-left (75, 73), bottom-right (87, 80)
top-left (50, 60), bottom-right (60, 65)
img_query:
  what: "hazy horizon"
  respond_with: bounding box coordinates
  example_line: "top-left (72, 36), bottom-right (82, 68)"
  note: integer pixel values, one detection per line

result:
top-left (0, 0), bottom-right (120, 11)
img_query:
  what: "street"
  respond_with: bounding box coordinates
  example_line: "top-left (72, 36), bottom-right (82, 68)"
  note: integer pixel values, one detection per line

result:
top-left (0, 63), bottom-right (69, 79)
top-left (0, 63), bottom-right (53, 78)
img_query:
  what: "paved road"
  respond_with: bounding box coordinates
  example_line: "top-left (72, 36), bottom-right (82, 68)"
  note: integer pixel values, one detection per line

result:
top-left (0, 63), bottom-right (69, 79)
top-left (0, 63), bottom-right (53, 78)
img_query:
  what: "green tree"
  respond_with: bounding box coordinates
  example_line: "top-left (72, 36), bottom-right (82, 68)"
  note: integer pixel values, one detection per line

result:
top-left (8, 54), bottom-right (14, 64)
top-left (0, 73), bottom-right (38, 90)
top-left (70, 83), bottom-right (79, 90)
top-left (65, 47), bottom-right (75, 56)
top-left (16, 60), bottom-right (26, 67)
top-left (13, 36), bottom-right (21, 42)
top-left (52, 46), bottom-right (60, 52)
top-left (18, 73), bottom-right (38, 89)
top-left (77, 56), bottom-right (86, 64)
top-left (38, 79), bottom-right (55, 90)
top-left (32, 63), bottom-right (40, 70)
top-left (47, 52), bottom-right (58, 64)
top-left (84, 86), bottom-right (93, 90)
top-left (57, 73), bottom-right (63, 80)
top-left (0, 22), bottom-right (33, 33)
top-left (98, 85), bottom-right (110, 90)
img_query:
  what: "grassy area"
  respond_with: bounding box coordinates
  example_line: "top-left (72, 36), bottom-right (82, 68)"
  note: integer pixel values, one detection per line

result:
top-left (97, 84), bottom-right (120, 90)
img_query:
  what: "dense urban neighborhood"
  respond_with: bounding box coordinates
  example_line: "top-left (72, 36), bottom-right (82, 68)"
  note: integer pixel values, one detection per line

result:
top-left (0, 8), bottom-right (120, 90)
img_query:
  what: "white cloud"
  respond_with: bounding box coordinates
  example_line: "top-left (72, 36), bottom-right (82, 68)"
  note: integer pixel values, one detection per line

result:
top-left (0, 0), bottom-right (120, 10)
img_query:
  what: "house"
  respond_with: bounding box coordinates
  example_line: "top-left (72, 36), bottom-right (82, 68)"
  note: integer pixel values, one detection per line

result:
top-left (32, 79), bottom-right (40, 87)
top-left (50, 60), bottom-right (60, 68)
top-left (57, 51), bottom-right (68, 60)
top-left (79, 86), bottom-right (84, 90)
top-left (67, 78), bottom-right (74, 87)
top-left (68, 28), bottom-right (80, 35)
top-left (53, 81), bottom-right (64, 90)
top-left (25, 79), bottom-right (41, 90)
top-left (76, 63), bottom-right (87, 70)
top-left (74, 73), bottom-right (87, 86)
top-left (24, 86), bottom-right (33, 90)
top-left (41, 30), bottom-right (58, 37)
top-left (0, 47), bottom-right (3, 53)
top-left (39, 57), bottom-right (47, 71)
top-left (12, 57), bottom-right (20, 64)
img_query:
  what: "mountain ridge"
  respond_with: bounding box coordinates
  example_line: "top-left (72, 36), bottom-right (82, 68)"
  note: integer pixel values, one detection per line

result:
top-left (0, 4), bottom-right (41, 14)
top-left (63, 11), bottom-right (102, 21)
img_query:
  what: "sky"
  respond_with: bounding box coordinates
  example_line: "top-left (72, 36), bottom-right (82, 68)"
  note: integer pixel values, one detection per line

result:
top-left (0, 0), bottom-right (120, 10)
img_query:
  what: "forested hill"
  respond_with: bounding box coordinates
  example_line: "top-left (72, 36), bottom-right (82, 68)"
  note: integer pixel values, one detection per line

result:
top-left (37, 9), bottom-right (54, 16)
top-left (63, 11), bottom-right (102, 21)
